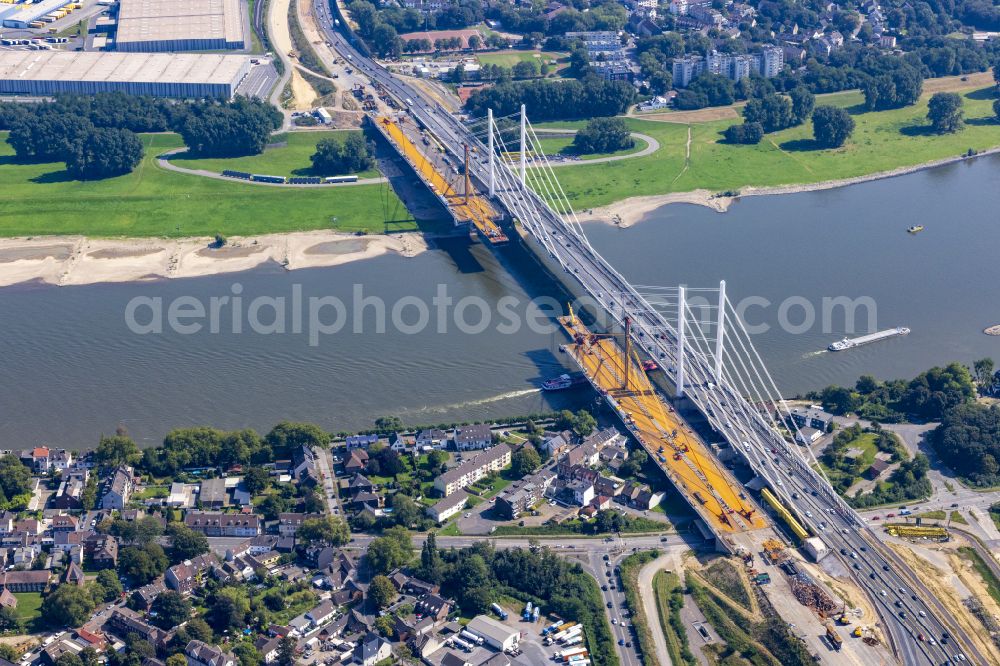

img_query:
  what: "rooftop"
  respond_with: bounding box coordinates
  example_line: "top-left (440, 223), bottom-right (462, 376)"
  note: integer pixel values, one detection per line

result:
top-left (0, 51), bottom-right (250, 86)
top-left (116, 0), bottom-right (245, 48)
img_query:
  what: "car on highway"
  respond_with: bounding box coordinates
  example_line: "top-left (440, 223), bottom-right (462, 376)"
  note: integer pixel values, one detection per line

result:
top-left (607, 602), bottom-right (613, 608)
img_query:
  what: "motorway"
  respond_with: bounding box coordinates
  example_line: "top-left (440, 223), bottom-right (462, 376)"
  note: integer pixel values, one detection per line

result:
top-left (308, 6), bottom-right (980, 664)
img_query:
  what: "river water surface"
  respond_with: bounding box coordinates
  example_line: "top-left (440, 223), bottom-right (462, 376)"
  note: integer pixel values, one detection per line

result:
top-left (2, 156), bottom-right (999, 447)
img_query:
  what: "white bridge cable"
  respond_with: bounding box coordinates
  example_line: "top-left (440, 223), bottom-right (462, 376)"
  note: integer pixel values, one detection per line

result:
top-left (489, 126), bottom-right (565, 264)
top-left (523, 118), bottom-right (594, 249)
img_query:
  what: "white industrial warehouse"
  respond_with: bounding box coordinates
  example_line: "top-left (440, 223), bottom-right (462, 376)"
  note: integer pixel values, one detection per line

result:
top-left (1, 0), bottom-right (71, 28)
top-left (0, 51), bottom-right (252, 98)
top-left (115, 0), bottom-right (247, 52)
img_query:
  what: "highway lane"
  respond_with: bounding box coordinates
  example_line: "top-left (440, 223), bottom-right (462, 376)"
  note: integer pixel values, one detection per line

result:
top-left (310, 9), bottom-right (980, 664)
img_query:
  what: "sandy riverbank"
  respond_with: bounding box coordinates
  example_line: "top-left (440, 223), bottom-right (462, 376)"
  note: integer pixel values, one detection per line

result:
top-left (578, 147), bottom-right (1000, 228)
top-left (0, 230), bottom-right (428, 288)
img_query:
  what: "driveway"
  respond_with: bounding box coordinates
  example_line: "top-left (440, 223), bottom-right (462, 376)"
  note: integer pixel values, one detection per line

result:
top-left (636, 552), bottom-right (674, 666)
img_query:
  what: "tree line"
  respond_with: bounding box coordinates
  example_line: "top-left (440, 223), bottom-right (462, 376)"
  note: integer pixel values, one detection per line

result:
top-left (1, 93), bottom-right (281, 179)
top-left (464, 76), bottom-right (636, 121)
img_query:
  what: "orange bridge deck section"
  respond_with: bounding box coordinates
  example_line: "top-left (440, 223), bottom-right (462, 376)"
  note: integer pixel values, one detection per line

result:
top-left (559, 315), bottom-right (767, 533)
top-left (378, 116), bottom-right (507, 243)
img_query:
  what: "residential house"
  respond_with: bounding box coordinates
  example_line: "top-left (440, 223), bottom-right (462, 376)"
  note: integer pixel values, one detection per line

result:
top-left (84, 533), bottom-right (118, 569)
top-left (199, 478), bottom-right (228, 509)
top-left (184, 512), bottom-right (260, 537)
top-left (292, 446), bottom-right (320, 487)
top-left (346, 474), bottom-right (374, 496)
top-left (795, 427), bottom-right (822, 445)
top-left (632, 489), bottom-right (664, 511)
top-left (352, 633), bottom-right (392, 666)
top-left (345, 434), bottom-right (379, 449)
top-left (494, 470), bottom-right (555, 520)
top-left (102, 466), bottom-right (136, 510)
top-left (185, 640), bottom-right (236, 666)
top-left (426, 490), bottom-right (468, 523)
top-left (788, 407), bottom-right (833, 433)
top-left (452, 424), bottom-right (493, 451)
top-left (166, 553), bottom-right (217, 594)
top-left (402, 578), bottom-right (438, 597)
top-left (278, 513), bottom-right (321, 537)
top-left (389, 433), bottom-right (414, 454)
top-left (0, 589), bottom-right (16, 609)
top-left (53, 530), bottom-right (89, 552)
top-left (130, 579), bottom-right (167, 611)
top-left (0, 513), bottom-right (15, 535)
top-left (414, 593), bottom-right (450, 622)
top-left (254, 637), bottom-right (281, 665)
top-left (253, 637), bottom-right (281, 665)
top-left (50, 449), bottom-right (73, 471)
top-left (50, 515), bottom-right (78, 533)
top-left (109, 607), bottom-right (171, 648)
top-left (434, 444), bottom-right (511, 497)
top-left (567, 479), bottom-right (595, 507)
top-left (344, 449), bottom-right (369, 474)
top-left (167, 483), bottom-right (197, 508)
top-left (540, 430), bottom-right (574, 458)
top-left (415, 429), bottom-right (448, 450)
top-left (306, 600), bottom-right (335, 627)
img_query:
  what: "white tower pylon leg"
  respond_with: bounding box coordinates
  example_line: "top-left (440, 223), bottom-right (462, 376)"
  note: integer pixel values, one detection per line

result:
top-left (488, 108), bottom-right (495, 196)
top-left (519, 104), bottom-right (526, 185)
top-left (715, 279), bottom-right (726, 382)
top-left (677, 285), bottom-right (686, 398)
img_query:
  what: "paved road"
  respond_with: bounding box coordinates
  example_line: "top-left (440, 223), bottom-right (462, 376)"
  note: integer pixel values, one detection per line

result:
top-left (155, 148), bottom-right (387, 187)
top-left (530, 129), bottom-right (661, 167)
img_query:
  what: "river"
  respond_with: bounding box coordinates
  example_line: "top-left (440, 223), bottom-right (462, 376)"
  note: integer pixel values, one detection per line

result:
top-left (1, 157), bottom-right (998, 448)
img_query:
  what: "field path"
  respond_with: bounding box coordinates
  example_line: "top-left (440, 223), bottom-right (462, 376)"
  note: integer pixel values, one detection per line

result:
top-left (638, 552), bottom-right (676, 666)
top-left (155, 148), bottom-right (387, 186)
top-left (530, 128), bottom-right (660, 165)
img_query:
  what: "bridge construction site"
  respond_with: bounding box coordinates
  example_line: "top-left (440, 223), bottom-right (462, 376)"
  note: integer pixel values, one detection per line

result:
top-left (558, 310), bottom-right (768, 536)
top-left (372, 115), bottom-right (508, 244)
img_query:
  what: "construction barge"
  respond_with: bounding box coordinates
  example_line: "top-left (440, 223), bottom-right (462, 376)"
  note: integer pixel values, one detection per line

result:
top-left (827, 327), bottom-right (909, 352)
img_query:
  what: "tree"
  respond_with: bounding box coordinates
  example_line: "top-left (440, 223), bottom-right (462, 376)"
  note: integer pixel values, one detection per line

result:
top-left (95, 435), bottom-right (142, 469)
top-left (688, 72), bottom-right (736, 107)
top-left (371, 23), bottom-right (401, 58)
top-left (0, 455), bottom-right (33, 505)
top-left (8, 111), bottom-right (93, 161)
top-left (861, 64), bottom-right (923, 110)
top-left (243, 466), bottom-right (271, 495)
top-left (179, 97), bottom-right (282, 157)
top-left (511, 446), bottom-right (541, 478)
top-left (994, 98), bottom-right (1000, 122)
top-left (258, 493), bottom-right (291, 521)
top-left (117, 543), bottom-right (169, 585)
top-left (94, 569), bottom-right (123, 602)
top-left (812, 106), bottom-right (855, 148)
top-left (151, 591), bottom-right (191, 629)
top-left (232, 643), bottom-right (261, 666)
top-left (572, 410), bottom-right (597, 436)
top-left (80, 474), bottom-right (98, 511)
top-left (974, 358), bottom-right (996, 393)
top-left (927, 92), bottom-right (963, 133)
top-left (0, 645), bottom-right (21, 663)
top-left (366, 526), bottom-right (412, 575)
top-left (418, 532), bottom-right (442, 583)
top-left (166, 655), bottom-right (188, 666)
top-left (742, 94), bottom-right (794, 133)
top-left (789, 86), bottom-right (815, 124)
top-left (572, 117), bottom-right (635, 155)
top-left (266, 421), bottom-right (331, 454)
top-left (167, 523), bottom-right (209, 562)
top-left (723, 122), bottom-right (764, 144)
top-left (276, 637), bottom-right (297, 666)
top-left (369, 575), bottom-right (397, 609)
top-left (56, 654), bottom-right (83, 666)
top-left (374, 415), bottom-right (404, 432)
top-left (468, 34), bottom-right (481, 50)
top-left (427, 449), bottom-right (448, 473)
top-left (65, 127), bottom-right (143, 180)
top-left (310, 134), bottom-right (374, 175)
top-left (297, 516), bottom-right (350, 546)
top-left (391, 493), bottom-right (421, 528)
top-left (0, 606), bottom-right (23, 633)
top-left (42, 584), bottom-right (96, 628)
top-left (208, 587), bottom-right (250, 634)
